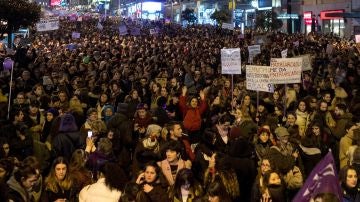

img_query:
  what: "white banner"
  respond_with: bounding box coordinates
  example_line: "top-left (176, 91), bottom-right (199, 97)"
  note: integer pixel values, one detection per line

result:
top-left (248, 45), bottom-right (261, 64)
top-left (222, 23), bottom-right (234, 30)
top-left (270, 58), bottom-right (302, 84)
top-left (221, 48), bottom-right (242, 74)
top-left (246, 65), bottom-right (273, 92)
top-left (295, 54), bottom-right (312, 71)
top-left (36, 17), bottom-right (59, 32)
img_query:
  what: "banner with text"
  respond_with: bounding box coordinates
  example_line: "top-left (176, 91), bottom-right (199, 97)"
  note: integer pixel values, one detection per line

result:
top-left (270, 58), bottom-right (302, 84)
top-left (295, 54), bottom-right (312, 71)
top-left (248, 45), bottom-right (261, 64)
top-left (246, 65), bottom-right (273, 92)
top-left (36, 17), bottom-right (59, 32)
top-left (221, 48), bottom-right (242, 74)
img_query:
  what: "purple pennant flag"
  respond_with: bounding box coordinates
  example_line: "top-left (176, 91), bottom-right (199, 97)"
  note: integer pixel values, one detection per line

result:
top-left (293, 151), bottom-right (342, 202)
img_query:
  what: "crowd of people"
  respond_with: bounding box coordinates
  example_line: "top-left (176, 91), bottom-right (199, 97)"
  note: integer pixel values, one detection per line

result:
top-left (0, 16), bottom-right (359, 202)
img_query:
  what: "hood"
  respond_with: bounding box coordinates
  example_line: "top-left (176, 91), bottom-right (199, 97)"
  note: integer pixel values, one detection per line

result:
top-left (7, 176), bottom-right (30, 201)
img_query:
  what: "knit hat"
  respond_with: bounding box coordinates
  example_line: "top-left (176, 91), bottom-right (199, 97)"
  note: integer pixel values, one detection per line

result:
top-left (46, 108), bottom-right (59, 117)
top-left (274, 127), bottom-right (289, 138)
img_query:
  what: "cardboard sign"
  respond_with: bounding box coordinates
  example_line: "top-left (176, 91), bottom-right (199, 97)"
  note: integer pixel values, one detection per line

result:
top-left (355, 34), bottom-right (360, 43)
top-left (270, 58), bottom-right (302, 84)
top-left (246, 65), bottom-right (273, 92)
top-left (221, 48), bottom-right (242, 75)
top-left (295, 54), bottom-right (312, 71)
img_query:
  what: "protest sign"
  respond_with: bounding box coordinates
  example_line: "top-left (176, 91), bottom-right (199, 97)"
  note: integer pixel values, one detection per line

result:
top-left (293, 151), bottom-right (341, 202)
top-left (281, 49), bottom-right (288, 58)
top-left (295, 54), bottom-right (312, 71)
top-left (150, 28), bottom-right (158, 35)
top-left (71, 32), bottom-right (81, 39)
top-left (248, 45), bottom-right (261, 64)
top-left (270, 58), bottom-right (302, 84)
top-left (221, 48), bottom-right (241, 74)
top-left (36, 17), bottom-right (59, 32)
top-left (246, 65), bottom-right (273, 92)
top-left (355, 34), bottom-right (360, 43)
top-left (222, 23), bottom-right (234, 30)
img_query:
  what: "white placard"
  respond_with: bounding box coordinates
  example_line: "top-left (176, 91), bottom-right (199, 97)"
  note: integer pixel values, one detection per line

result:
top-left (270, 58), bottom-right (302, 84)
top-left (222, 23), bottom-right (234, 30)
top-left (246, 65), bottom-right (273, 92)
top-left (295, 54), bottom-right (312, 71)
top-left (281, 49), bottom-right (288, 58)
top-left (248, 45), bottom-right (261, 64)
top-left (71, 32), bottom-right (80, 39)
top-left (36, 17), bottom-right (59, 32)
top-left (221, 48), bottom-right (242, 74)
top-left (355, 35), bottom-right (360, 43)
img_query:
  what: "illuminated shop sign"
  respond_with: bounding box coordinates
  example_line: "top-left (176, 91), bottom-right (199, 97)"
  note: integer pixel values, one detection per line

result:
top-left (303, 11), bottom-right (312, 25)
top-left (320, 10), bottom-right (344, 20)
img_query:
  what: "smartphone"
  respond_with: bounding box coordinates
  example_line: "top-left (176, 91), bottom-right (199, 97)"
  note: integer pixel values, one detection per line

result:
top-left (87, 131), bottom-right (93, 138)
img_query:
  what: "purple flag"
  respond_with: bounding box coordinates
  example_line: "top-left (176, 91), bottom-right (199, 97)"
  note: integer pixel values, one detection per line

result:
top-left (293, 151), bottom-right (342, 202)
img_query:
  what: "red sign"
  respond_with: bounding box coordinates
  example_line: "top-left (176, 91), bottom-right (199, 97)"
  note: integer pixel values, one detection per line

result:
top-left (304, 11), bottom-right (312, 25)
top-left (50, 0), bottom-right (61, 6)
top-left (320, 10), bottom-right (344, 20)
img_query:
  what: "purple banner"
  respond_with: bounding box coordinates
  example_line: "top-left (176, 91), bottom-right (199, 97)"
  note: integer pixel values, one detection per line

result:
top-left (293, 151), bottom-right (342, 202)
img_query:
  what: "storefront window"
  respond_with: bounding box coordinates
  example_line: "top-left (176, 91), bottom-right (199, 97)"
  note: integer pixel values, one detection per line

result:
top-left (323, 19), bottom-right (344, 37)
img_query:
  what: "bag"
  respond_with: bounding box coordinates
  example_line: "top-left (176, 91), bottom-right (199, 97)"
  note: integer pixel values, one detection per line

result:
top-left (284, 166), bottom-right (303, 189)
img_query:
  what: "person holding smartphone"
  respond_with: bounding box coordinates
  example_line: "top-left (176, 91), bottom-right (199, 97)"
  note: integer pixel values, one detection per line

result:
top-left (135, 162), bottom-right (168, 202)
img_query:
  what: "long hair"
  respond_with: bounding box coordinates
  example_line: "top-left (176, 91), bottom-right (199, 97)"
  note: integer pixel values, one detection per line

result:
top-left (206, 181), bottom-right (232, 202)
top-left (69, 149), bottom-right (86, 171)
top-left (45, 157), bottom-right (72, 193)
top-left (169, 168), bottom-right (203, 200)
top-left (99, 162), bottom-right (127, 191)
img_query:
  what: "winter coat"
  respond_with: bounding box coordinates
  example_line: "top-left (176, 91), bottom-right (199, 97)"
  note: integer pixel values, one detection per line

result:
top-left (136, 182), bottom-right (168, 202)
top-left (331, 112), bottom-right (353, 140)
top-left (7, 176), bottom-right (34, 202)
top-left (295, 109), bottom-right (310, 137)
top-left (79, 178), bottom-right (122, 202)
top-left (157, 159), bottom-right (190, 186)
top-left (340, 132), bottom-right (357, 169)
top-left (179, 96), bottom-right (207, 132)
